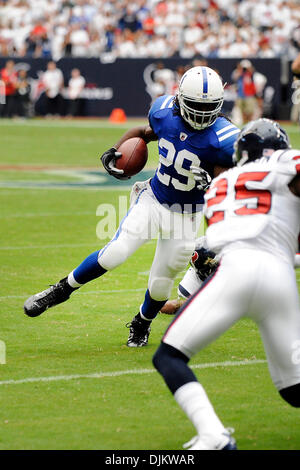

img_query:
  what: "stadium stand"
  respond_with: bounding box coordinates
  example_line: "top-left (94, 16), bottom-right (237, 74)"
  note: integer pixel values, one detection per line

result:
top-left (0, 0), bottom-right (299, 61)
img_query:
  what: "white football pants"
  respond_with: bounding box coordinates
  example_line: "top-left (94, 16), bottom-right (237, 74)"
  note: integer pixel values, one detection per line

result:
top-left (98, 181), bottom-right (202, 301)
top-left (164, 248), bottom-right (300, 391)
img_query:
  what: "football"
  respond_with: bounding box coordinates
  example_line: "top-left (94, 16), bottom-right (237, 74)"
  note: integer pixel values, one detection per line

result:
top-left (116, 137), bottom-right (148, 177)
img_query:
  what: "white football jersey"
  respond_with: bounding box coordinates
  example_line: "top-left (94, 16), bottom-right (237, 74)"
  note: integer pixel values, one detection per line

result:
top-left (204, 149), bottom-right (300, 264)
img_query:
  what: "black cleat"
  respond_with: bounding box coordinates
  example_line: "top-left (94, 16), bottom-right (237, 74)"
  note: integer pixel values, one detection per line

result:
top-left (24, 277), bottom-right (74, 317)
top-left (126, 316), bottom-right (151, 347)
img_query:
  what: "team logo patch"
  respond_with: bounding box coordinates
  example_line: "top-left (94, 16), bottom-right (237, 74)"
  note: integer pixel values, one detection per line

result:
top-left (180, 132), bottom-right (188, 141)
top-left (191, 251), bottom-right (199, 264)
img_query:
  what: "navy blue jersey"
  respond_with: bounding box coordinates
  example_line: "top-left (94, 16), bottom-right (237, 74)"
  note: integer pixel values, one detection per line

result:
top-left (148, 94), bottom-right (239, 213)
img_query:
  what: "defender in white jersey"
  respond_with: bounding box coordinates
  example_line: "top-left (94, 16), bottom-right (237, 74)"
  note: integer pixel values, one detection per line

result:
top-left (153, 119), bottom-right (300, 450)
top-left (161, 235), bottom-right (300, 315)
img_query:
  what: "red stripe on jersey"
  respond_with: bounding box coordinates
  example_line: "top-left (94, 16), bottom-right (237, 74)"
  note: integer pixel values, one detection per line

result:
top-left (206, 178), bottom-right (228, 226)
top-left (292, 155), bottom-right (300, 174)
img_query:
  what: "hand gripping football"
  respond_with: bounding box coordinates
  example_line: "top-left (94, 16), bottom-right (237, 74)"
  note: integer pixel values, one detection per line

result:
top-left (115, 137), bottom-right (148, 177)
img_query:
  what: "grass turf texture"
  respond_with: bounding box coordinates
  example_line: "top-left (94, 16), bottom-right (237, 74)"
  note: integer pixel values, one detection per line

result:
top-left (0, 119), bottom-right (299, 450)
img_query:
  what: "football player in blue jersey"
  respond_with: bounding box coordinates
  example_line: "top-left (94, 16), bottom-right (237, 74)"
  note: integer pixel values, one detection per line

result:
top-left (24, 66), bottom-right (240, 347)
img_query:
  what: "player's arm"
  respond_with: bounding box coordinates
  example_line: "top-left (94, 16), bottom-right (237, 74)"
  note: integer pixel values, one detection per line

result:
top-left (289, 174), bottom-right (300, 197)
top-left (114, 125), bottom-right (158, 148)
top-left (100, 126), bottom-right (157, 180)
top-left (214, 164), bottom-right (232, 177)
top-left (160, 298), bottom-right (186, 315)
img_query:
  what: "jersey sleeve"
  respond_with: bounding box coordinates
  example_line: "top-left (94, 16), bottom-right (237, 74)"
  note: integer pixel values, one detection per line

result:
top-left (276, 149), bottom-right (300, 177)
top-left (214, 126), bottom-right (240, 167)
top-left (148, 94), bottom-right (174, 134)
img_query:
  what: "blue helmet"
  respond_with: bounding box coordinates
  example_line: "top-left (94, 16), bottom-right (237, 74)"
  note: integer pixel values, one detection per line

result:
top-left (233, 118), bottom-right (290, 166)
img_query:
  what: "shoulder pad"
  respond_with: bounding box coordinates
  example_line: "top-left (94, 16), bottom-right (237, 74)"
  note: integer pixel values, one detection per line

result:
top-left (273, 149), bottom-right (300, 176)
top-left (213, 118), bottom-right (240, 147)
top-left (149, 95), bottom-right (175, 117)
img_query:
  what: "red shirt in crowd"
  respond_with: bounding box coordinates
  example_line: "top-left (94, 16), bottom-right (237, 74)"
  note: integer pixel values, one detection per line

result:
top-left (0, 68), bottom-right (18, 96)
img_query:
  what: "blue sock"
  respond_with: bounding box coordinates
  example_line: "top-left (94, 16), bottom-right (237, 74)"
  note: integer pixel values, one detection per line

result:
top-left (153, 343), bottom-right (194, 394)
top-left (140, 289), bottom-right (167, 321)
top-left (72, 250), bottom-right (106, 285)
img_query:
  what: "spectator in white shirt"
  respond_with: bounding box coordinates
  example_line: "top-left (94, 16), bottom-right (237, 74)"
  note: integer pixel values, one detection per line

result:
top-left (69, 23), bottom-right (90, 57)
top-left (116, 30), bottom-right (138, 58)
top-left (183, 20), bottom-right (202, 46)
top-left (42, 61), bottom-right (64, 116)
top-left (67, 68), bottom-right (85, 117)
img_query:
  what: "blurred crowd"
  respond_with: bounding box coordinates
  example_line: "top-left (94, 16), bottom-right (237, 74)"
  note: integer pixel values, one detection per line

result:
top-left (0, 59), bottom-right (86, 117)
top-left (0, 0), bottom-right (300, 61)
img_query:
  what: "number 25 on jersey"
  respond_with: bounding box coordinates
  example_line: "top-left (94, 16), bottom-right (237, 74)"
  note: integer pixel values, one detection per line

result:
top-left (205, 171), bottom-right (272, 226)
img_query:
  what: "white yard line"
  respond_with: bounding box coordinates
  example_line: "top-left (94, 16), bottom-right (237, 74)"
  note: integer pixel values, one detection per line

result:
top-left (0, 359), bottom-right (267, 386)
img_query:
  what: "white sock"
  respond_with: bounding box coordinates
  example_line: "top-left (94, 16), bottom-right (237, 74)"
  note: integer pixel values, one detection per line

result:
top-left (295, 254), bottom-right (300, 268)
top-left (174, 381), bottom-right (227, 446)
top-left (67, 271), bottom-right (82, 289)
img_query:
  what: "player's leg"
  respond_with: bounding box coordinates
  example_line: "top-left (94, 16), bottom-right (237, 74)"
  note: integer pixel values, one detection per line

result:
top-left (127, 209), bottom-right (202, 346)
top-left (153, 251), bottom-right (260, 449)
top-left (126, 236), bottom-right (196, 347)
top-left (127, 233), bottom-right (196, 347)
top-left (24, 190), bottom-right (158, 317)
top-left (160, 266), bottom-right (202, 315)
top-left (147, 237), bottom-right (196, 312)
top-left (161, 236), bottom-right (218, 315)
top-left (254, 262), bottom-right (300, 407)
top-left (153, 259), bottom-right (246, 449)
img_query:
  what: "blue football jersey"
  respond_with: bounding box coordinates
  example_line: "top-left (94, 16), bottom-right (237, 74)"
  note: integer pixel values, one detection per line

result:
top-left (148, 94), bottom-right (239, 213)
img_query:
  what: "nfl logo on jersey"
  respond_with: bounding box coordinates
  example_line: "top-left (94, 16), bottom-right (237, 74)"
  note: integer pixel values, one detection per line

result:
top-left (180, 132), bottom-right (188, 141)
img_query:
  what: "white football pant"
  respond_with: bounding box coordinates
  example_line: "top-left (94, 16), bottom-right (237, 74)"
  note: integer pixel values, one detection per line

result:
top-left (98, 181), bottom-right (202, 301)
top-left (164, 248), bottom-right (300, 391)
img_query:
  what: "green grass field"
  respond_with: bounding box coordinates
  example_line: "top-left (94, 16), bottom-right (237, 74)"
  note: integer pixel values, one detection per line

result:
top-left (0, 119), bottom-right (299, 450)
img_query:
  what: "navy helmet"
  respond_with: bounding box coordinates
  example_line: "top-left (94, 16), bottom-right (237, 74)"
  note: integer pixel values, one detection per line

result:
top-left (233, 118), bottom-right (290, 166)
